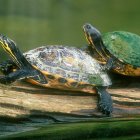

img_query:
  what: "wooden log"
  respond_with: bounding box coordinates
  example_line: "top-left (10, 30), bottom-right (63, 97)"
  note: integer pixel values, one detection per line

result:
top-left (0, 75), bottom-right (140, 137)
top-left (0, 79), bottom-right (139, 120)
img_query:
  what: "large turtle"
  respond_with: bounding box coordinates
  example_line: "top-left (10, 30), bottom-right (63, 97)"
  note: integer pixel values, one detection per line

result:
top-left (0, 34), bottom-right (112, 115)
top-left (83, 23), bottom-right (140, 76)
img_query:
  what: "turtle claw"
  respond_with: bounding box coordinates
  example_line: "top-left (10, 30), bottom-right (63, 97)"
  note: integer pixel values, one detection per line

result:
top-left (0, 76), bottom-right (9, 84)
top-left (98, 104), bottom-right (113, 116)
top-left (98, 99), bottom-right (113, 116)
top-left (98, 102), bottom-right (113, 116)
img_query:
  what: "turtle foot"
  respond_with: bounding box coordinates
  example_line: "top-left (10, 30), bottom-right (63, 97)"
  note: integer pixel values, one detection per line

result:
top-left (0, 76), bottom-right (9, 84)
top-left (98, 99), bottom-right (113, 116)
top-left (97, 87), bottom-right (113, 116)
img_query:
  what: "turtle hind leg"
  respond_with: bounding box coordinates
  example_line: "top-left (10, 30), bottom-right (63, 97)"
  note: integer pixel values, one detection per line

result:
top-left (96, 86), bottom-right (113, 116)
top-left (0, 69), bottom-right (48, 85)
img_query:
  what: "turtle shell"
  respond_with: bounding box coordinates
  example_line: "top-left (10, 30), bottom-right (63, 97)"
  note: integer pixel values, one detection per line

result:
top-left (24, 45), bottom-right (111, 87)
top-left (102, 31), bottom-right (140, 67)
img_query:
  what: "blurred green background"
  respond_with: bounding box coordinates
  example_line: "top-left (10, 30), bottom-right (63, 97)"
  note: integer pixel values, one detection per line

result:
top-left (0, 0), bottom-right (140, 59)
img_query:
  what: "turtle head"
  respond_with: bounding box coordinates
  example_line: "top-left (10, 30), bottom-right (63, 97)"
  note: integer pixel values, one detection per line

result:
top-left (0, 34), bottom-right (17, 54)
top-left (83, 23), bottom-right (108, 62)
top-left (0, 34), bottom-right (20, 65)
top-left (83, 23), bottom-right (102, 47)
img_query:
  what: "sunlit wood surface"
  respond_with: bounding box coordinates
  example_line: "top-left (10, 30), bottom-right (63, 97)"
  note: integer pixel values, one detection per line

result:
top-left (0, 79), bottom-right (139, 118)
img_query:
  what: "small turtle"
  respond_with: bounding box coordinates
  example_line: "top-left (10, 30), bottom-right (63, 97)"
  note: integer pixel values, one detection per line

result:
top-left (0, 34), bottom-right (112, 115)
top-left (83, 23), bottom-right (140, 76)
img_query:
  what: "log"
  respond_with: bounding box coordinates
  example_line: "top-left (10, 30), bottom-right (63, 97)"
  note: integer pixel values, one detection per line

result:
top-left (0, 74), bottom-right (140, 137)
top-left (0, 79), bottom-right (139, 119)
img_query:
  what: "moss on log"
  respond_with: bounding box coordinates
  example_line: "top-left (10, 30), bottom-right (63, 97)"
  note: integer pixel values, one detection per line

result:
top-left (1, 119), bottom-right (140, 140)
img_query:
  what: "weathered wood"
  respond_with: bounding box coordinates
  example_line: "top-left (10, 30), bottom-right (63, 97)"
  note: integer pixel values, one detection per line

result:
top-left (0, 75), bottom-right (140, 137)
top-left (0, 80), bottom-right (139, 120)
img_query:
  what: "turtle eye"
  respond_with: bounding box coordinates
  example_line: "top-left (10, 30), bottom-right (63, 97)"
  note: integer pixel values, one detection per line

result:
top-left (86, 24), bottom-right (91, 30)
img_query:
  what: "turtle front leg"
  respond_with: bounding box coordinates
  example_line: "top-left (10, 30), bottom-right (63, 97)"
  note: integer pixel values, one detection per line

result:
top-left (0, 69), bottom-right (31, 84)
top-left (0, 69), bottom-right (48, 84)
top-left (103, 57), bottom-right (125, 72)
top-left (0, 60), bottom-right (17, 75)
top-left (96, 86), bottom-right (113, 116)
top-left (102, 58), bottom-right (114, 71)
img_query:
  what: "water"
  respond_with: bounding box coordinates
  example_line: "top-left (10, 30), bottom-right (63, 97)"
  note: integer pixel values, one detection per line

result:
top-left (0, 0), bottom-right (140, 58)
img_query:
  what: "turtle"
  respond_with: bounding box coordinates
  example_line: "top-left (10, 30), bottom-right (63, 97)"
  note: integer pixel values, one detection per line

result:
top-left (0, 34), bottom-right (113, 115)
top-left (83, 23), bottom-right (140, 76)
